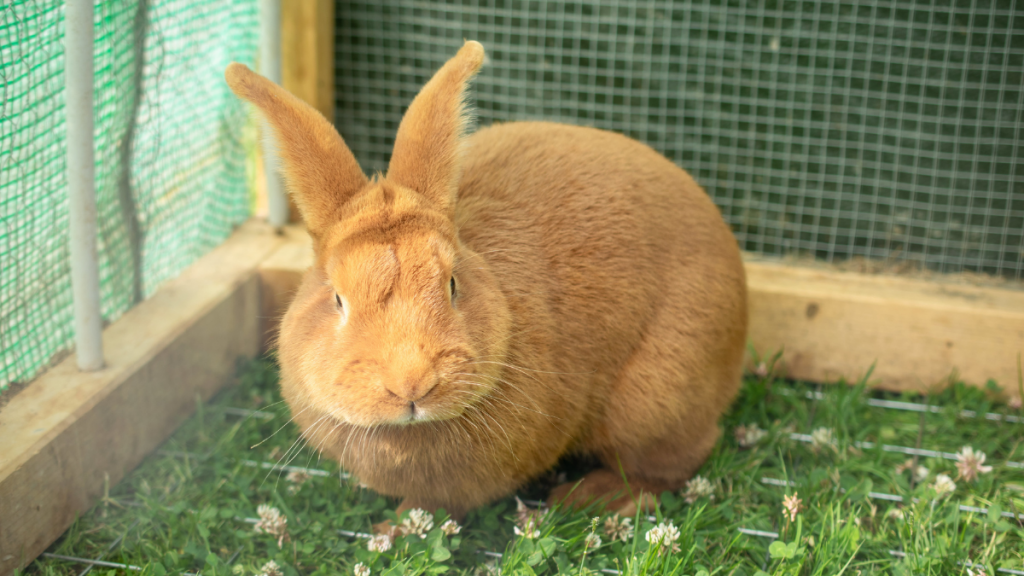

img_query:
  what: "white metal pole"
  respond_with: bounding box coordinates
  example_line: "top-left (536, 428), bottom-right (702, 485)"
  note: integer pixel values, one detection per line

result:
top-left (66, 0), bottom-right (104, 371)
top-left (260, 0), bottom-right (288, 228)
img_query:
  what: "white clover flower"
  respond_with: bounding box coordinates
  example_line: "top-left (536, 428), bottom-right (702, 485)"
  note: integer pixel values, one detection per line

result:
top-left (644, 522), bottom-right (681, 555)
top-left (955, 446), bottom-right (993, 482)
top-left (782, 493), bottom-right (802, 522)
top-left (809, 427), bottom-right (836, 451)
top-left (913, 465), bottom-right (929, 483)
top-left (367, 534), bottom-right (392, 553)
top-left (258, 561), bottom-right (282, 576)
top-left (931, 473), bottom-right (957, 496)
top-left (353, 563), bottom-right (370, 576)
top-left (584, 532), bottom-right (602, 549)
top-left (400, 508), bottom-right (434, 538)
top-left (440, 519), bottom-right (462, 536)
top-left (514, 522), bottom-right (541, 539)
top-left (682, 475), bottom-right (715, 504)
top-left (603, 514), bottom-right (634, 543)
top-left (515, 497), bottom-right (547, 525)
top-left (286, 469), bottom-right (311, 493)
top-left (886, 507), bottom-right (905, 521)
top-left (254, 504), bottom-right (289, 547)
top-left (753, 362), bottom-right (769, 378)
top-left (513, 497), bottom-right (545, 539)
top-left (894, 459), bottom-right (929, 482)
top-left (734, 424), bottom-right (767, 448)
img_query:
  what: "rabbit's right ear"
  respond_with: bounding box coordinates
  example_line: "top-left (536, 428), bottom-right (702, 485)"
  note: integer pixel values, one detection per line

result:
top-left (225, 63), bottom-right (367, 237)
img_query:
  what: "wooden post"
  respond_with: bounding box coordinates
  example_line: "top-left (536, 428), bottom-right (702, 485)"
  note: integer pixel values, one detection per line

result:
top-left (281, 0), bottom-right (336, 224)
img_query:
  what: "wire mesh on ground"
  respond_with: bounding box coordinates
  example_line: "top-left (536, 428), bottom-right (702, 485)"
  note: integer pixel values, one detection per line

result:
top-left (0, 0), bottom-right (259, 393)
top-left (334, 0), bottom-right (1024, 280)
top-left (25, 358), bottom-right (1024, 574)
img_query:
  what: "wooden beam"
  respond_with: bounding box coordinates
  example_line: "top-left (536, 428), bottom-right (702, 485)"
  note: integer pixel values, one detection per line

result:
top-left (0, 222), bottom-right (287, 575)
top-left (746, 259), bottom-right (1024, 400)
top-left (282, 0), bottom-right (335, 120)
top-left (257, 229), bottom-right (1024, 401)
top-left (275, 0), bottom-right (335, 225)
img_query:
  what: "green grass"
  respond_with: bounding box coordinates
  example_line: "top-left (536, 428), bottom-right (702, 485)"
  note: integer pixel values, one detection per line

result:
top-left (22, 355), bottom-right (1024, 576)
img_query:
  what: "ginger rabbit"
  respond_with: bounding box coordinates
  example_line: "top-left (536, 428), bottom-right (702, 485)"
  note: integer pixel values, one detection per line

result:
top-left (225, 40), bottom-right (746, 521)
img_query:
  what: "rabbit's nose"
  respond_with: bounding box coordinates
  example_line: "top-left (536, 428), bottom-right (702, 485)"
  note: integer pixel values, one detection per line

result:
top-left (385, 372), bottom-right (439, 403)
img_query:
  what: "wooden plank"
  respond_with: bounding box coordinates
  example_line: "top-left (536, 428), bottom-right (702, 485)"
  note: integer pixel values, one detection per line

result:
top-left (746, 259), bottom-right (1024, 400)
top-left (277, 0), bottom-right (336, 224)
top-left (0, 221), bottom-right (286, 575)
top-left (282, 0), bottom-right (335, 119)
top-left (257, 229), bottom-right (1024, 401)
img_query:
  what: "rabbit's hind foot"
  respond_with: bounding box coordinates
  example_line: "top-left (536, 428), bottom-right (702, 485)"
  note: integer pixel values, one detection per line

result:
top-left (546, 468), bottom-right (661, 519)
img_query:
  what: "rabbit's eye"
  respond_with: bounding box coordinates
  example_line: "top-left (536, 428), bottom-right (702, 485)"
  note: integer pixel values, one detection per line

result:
top-left (449, 276), bottom-right (457, 301)
top-left (334, 293), bottom-right (349, 324)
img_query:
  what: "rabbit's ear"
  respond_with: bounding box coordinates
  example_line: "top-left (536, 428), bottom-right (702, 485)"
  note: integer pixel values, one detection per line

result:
top-left (225, 63), bottom-right (367, 237)
top-left (386, 41), bottom-right (485, 217)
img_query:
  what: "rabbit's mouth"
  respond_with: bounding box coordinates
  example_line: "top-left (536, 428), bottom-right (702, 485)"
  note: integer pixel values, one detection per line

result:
top-left (318, 376), bottom-right (482, 427)
top-left (381, 383), bottom-right (485, 426)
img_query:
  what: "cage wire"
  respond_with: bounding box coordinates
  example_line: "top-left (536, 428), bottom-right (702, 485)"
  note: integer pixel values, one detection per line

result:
top-left (0, 0), bottom-right (259, 394)
top-left (334, 0), bottom-right (1024, 281)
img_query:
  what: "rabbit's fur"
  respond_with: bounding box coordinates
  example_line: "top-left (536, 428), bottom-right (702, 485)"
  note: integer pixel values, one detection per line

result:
top-left (225, 41), bottom-right (747, 520)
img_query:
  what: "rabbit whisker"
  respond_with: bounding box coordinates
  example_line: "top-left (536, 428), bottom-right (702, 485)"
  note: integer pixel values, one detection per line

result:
top-left (260, 413), bottom-right (325, 489)
top-left (282, 415), bottom-right (331, 474)
top-left (469, 358), bottom-right (593, 376)
top-left (292, 412), bottom-right (331, 475)
top-left (451, 377), bottom-right (562, 422)
top-left (453, 368), bottom-right (557, 403)
top-left (251, 404), bottom-right (312, 449)
top-left (460, 403), bottom-right (503, 467)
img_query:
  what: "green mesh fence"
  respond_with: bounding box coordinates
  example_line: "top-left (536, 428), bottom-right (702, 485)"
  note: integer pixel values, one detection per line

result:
top-left (334, 0), bottom-right (1024, 280)
top-left (0, 0), bottom-right (258, 394)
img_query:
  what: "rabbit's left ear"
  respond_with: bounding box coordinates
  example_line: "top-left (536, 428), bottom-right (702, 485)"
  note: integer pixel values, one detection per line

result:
top-left (386, 41), bottom-right (485, 217)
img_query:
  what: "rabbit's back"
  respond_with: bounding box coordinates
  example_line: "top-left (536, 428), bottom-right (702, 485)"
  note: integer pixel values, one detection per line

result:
top-left (457, 122), bottom-right (746, 388)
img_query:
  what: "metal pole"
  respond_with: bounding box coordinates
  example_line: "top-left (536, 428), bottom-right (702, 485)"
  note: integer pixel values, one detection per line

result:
top-left (66, 0), bottom-right (104, 371)
top-left (260, 0), bottom-right (288, 228)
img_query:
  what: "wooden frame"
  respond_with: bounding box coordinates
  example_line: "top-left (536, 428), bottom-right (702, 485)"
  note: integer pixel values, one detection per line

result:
top-left (746, 259), bottom-right (1024, 398)
top-left (273, 0), bottom-right (335, 225)
top-left (0, 222), bottom-right (289, 575)
top-left (282, 0), bottom-right (335, 120)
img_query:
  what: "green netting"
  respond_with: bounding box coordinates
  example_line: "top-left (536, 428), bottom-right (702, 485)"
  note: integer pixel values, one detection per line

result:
top-left (334, 0), bottom-right (1024, 280)
top-left (0, 0), bottom-right (258, 393)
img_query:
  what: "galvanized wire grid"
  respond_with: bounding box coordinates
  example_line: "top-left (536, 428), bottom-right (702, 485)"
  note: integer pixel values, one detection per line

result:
top-left (334, 0), bottom-right (1024, 280)
top-left (0, 0), bottom-right (259, 393)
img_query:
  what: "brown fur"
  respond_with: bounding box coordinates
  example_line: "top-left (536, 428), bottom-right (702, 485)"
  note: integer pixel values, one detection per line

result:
top-left (225, 41), bottom-right (747, 520)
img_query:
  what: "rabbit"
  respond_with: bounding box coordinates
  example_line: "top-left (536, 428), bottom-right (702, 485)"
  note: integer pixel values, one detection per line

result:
top-left (224, 40), bottom-right (747, 523)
